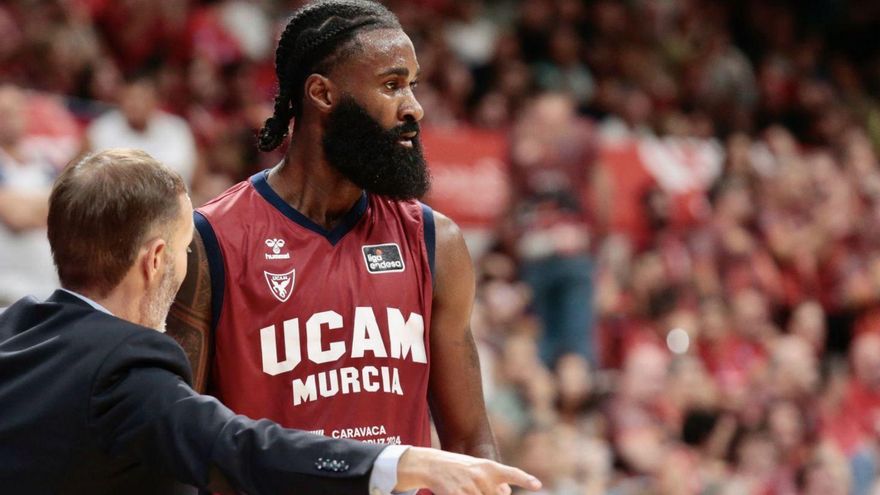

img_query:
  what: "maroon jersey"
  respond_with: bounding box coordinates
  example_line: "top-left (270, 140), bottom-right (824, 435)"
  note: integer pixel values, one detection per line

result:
top-left (195, 170), bottom-right (435, 447)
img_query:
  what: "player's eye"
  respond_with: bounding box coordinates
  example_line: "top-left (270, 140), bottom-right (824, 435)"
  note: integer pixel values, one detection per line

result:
top-left (384, 81), bottom-right (398, 90)
top-left (186, 245), bottom-right (193, 255)
top-left (410, 80), bottom-right (419, 90)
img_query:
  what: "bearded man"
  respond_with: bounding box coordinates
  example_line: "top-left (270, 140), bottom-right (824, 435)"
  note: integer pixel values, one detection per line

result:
top-left (167, 0), bottom-right (497, 475)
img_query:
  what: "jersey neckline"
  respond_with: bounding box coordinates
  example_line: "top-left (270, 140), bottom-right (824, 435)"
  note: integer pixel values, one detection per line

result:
top-left (250, 170), bottom-right (369, 246)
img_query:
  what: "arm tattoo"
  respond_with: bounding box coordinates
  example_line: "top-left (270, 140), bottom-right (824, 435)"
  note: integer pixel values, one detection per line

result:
top-left (166, 231), bottom-right (213, 392)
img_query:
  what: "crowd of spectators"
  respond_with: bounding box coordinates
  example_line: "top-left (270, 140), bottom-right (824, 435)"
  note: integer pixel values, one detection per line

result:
top-left (3, 0), bottom-right (880, 493)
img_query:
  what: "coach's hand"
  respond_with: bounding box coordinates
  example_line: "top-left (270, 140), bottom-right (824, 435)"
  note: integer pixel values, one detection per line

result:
top-left (394, 446), bottom-right (542, 495)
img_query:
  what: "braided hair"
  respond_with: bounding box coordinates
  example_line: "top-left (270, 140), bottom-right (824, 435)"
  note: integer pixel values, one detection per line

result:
top-left (258, 0), bottom-right (401, 152)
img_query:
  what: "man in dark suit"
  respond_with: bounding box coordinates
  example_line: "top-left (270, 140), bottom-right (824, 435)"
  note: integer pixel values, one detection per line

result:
top-left (0, 149), bottom-right (541, 495)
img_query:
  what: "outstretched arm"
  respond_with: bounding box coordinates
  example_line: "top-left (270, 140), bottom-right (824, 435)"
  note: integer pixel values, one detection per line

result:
top-left (166, 227), bottom-right (213, 392)
top-left (90, 331), bottom-right (541, 495)
top-left (427, 211), bottom-right (498, 460)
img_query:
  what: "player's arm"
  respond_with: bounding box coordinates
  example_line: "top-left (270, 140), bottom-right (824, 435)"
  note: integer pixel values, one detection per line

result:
top-left (427, 211), bottom-right (498, 460)
top-left (166, 227), bottom-right (213, 392)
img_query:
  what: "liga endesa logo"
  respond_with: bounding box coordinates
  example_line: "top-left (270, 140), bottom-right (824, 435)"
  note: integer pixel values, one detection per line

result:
top-left (361, 243), bottom-right (405, 274)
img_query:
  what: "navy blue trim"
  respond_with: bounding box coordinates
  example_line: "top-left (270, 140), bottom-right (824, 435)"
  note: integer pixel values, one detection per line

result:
top-left (420, 202), bottom-right (436, 287)
top-left (250, 170), bottom-right (368, 246)
top-left (194, 211), bottom-right (225, 333)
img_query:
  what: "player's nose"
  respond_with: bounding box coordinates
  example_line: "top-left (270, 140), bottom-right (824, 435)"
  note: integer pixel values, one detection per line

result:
top-left (399, 93), bottom-right (424, 123)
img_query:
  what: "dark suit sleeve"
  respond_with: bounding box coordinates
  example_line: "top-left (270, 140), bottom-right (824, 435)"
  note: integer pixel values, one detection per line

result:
top-left (87, 331), bottom-right (385, 495)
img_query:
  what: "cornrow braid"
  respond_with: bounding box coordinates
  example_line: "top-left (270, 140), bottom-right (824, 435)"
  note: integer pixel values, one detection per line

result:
top-left (257, 0), bottom-right (401, 152)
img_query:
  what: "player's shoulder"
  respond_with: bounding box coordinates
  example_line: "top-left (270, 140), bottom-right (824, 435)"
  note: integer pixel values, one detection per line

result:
top-left (198, 177), bottom-right (257, 214)
top-left (415, 205), bottom-right (467, 263)
top-left (425, 208), bottom-right (473, 292)
top-left (425, 208), bottom-right (462, 243)
top-left (369, 197), bottom-right (463, 244)
top-left (368, 195), bottom-right (426, 222)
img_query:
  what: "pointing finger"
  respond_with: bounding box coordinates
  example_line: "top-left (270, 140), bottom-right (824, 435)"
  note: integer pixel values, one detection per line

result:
top-left (492, 465), bottom-right (542, 491)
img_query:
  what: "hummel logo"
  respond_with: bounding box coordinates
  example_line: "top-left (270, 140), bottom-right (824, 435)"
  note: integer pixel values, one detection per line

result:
top-left (266, 238), bottom-right (285, 253)
top-left (265, 238), bottom-right (291, 260)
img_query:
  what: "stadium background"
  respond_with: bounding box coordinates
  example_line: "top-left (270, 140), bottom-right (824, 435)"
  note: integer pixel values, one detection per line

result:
top-left (2, 0), bottom-right (880, 493)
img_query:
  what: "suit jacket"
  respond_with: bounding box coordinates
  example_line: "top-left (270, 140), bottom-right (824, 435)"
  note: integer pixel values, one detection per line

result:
top-left (0, 290), bottom-right (385, 494)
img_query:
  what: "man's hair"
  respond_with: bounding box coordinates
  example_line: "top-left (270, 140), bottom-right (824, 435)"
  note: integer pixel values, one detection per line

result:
top-left (47, 149), bottom-right (186, 296)
top-left (257, 0), bottom-right (401, 152)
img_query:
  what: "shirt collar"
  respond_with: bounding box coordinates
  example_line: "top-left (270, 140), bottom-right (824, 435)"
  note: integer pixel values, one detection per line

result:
top-left (59, 288), bottom-right (114, 316)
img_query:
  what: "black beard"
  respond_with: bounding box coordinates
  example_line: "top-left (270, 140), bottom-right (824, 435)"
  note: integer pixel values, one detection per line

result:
top-left (322, 96), bottom-right (430, 200)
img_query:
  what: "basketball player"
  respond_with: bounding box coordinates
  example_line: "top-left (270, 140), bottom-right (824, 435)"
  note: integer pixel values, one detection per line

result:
top-left (167, 0), bottom-right (498, 465)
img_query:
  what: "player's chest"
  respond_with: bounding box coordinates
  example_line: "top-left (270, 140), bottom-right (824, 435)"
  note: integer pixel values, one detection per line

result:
top-left (229, 228), bottom-right (423, 306)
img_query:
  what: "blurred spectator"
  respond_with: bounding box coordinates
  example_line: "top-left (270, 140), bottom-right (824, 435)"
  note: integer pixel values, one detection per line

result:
top-left (787, 300), bottom-right (827, 355)
top-left (608, 343), bottom-right (673, 480)
top-left (798, 443), bottom-right (852, 495)
top-left (766, 335), bottom-right (820, 403)
top-left (87, 74), bottom-right (197, 186)
top-left (597, 85), bottom-right (655, 142)
top-left (442, 1), bottom-right (498, 68)
top-left (532, 26), bottom-right (595, 106)
top-left (505, 93), bottom-right (605, 368)
top-left (0, 84), bottom-right (58, 304)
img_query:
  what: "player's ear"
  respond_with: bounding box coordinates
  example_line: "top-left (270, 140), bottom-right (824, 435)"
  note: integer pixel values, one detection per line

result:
top-left (304, 74), bottom-right (335, 114)
top-left (140, 237), bottom-right (167, 286)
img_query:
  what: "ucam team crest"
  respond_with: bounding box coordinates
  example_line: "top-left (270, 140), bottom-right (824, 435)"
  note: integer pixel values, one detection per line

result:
top-left (264, 270), bottom-right (295, 302)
